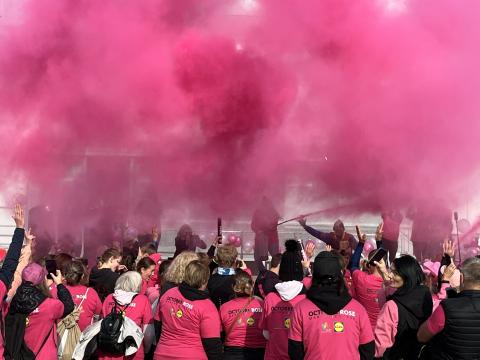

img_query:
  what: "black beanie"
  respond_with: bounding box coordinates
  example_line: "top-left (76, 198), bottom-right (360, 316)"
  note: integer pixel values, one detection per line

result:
top-left (279, 240), bottom-right (304, 282)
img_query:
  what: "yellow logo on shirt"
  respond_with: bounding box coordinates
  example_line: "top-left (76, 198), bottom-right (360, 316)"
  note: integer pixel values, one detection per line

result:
top-left (247, 317), bottom-right (255, 326)
top-left (25, 317), bottom-right (29, 326)
top-left (284, 318), bottom-right (291, 329)
top-left (176, 309), bottom-right (183, 318)
top-left (334, 322), bottom-right (344, 333)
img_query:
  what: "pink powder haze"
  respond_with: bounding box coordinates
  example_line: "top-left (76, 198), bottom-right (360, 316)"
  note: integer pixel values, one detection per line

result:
top-left (0, 0), bottom-right (479, 239)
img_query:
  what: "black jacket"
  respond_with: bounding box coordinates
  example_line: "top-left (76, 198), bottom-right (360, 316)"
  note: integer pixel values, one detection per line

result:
top-left (0, 228), bottom-right (24, 289)
top-left (383, 285), bottom-right (433, 360)
top-left (254, 270), bottom-right (279, 299)
top-left (89, 267), bottom-right (120, 302)
top-left (207, 273), bottom-right (235, 309)
top-left (426, 290), bottom-right (480, 360)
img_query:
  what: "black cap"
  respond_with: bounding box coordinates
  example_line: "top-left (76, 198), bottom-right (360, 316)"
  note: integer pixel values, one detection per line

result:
top-left (313, 251), bottom-right (342, 281)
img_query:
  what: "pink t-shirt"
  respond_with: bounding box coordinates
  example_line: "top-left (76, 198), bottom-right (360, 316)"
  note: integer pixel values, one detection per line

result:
top-left (154, 287), bottom-right (221, 360)
top-left (0, 281), bottom-right (7, 358)
top-left (24, 298), bottom-right (64, 360)
top-left (374, 300), bottom-right (399, 357)
top-left (140, 279), bottom-right (149, 296)
top-left (51, 284), bottom-right (102, 331)
top-left (146, 286), bottom-right (160, 305)
top-left (99, 293), bottom-right (153, 360)
top-left (427, 305), bottom-right (445, 335)
top-left (220, 297), bottom-right (266, 348)
top-left (352, 270), bottom-right (384, 329)
top-left (289, 298), bottom-right (374, 360)
top-left (262, 291), bottom-right (306, 360)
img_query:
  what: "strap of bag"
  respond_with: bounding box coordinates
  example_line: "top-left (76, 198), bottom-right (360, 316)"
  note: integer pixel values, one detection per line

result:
top-left (77, 288), bottom-right (89, 309)
top-left (35, 325), bottom-right (54, 358)
top-left (114, 294), bottom-right (138, 314)
top-left (226, 297), bottom-right (254, 337)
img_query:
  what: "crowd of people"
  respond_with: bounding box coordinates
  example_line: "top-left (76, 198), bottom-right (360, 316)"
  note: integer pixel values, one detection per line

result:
top-left (0, 204), bottom-right (478, 359)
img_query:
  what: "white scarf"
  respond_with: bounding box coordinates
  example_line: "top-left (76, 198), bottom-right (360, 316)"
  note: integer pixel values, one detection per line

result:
top-left (113, 289), bottom-right (137, 305)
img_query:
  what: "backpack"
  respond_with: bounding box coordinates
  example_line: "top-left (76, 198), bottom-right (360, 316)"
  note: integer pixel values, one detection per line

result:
top-left (97, 295), bottom-right (137, 355)
top-left (57, 288), bottom-right (89, 360)
top-left (3, 311), bottom-right (53, 360)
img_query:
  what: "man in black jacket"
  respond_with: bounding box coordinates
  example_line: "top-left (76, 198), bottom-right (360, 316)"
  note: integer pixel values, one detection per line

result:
top-left (417, 256), bottom-right (480, 359)
top-left (254, 253), bottom-right (281, 298)
top-left (207, 245), bottom-right (241, 309)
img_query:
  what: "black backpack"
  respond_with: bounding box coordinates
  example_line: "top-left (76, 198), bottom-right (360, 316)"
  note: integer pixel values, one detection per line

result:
top-left (3, 311), bottom-right (53, 360)
top-left (97, 295), bottom-right (137, 355)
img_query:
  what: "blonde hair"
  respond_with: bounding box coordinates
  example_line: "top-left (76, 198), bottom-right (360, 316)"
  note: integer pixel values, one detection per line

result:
top-left (184, 260), bottom-right (210, 289)
top-left (115, 271), bottom-right (142, 293)
top-left (215, 245), bottom-right (238, 268)
top-left (233, 269), bottom-right (253, 297)
top-left (164, 251), bottom-right (199, 284)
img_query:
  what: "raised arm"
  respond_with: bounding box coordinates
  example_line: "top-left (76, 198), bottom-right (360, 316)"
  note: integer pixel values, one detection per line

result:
top-left (0, 204), bottom-right (26, 289)
top-left (298, 217), bottom-right (333, 245)
top-left (350, 228), bottom-right (366, 272)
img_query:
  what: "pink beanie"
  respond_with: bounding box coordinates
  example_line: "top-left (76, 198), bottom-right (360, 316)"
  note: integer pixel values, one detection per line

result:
top-left (22, 263), bottom-right (47, 286)
top-left (422, 260), bottom-right (440, 277)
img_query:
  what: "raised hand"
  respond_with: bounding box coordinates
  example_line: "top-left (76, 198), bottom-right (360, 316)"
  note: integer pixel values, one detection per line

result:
top-left (374, 259), bottom-right (389, 279)
top-left (12, 204), bottom-right (25, 229)
top-left (51, 270), bottom-right (63, 285)
top-left (442, 262), bottom-right (456, 282)
top-left (375, 222), bottom-right (384, 242)
top-left (25, 228), bottom-right (36, 245)
top-left (238, 259), bottom-right (247, 270)
top-left (325, 245), bottom-right (332, 252)
top-left (298, 216), bottom-right (307, 227)
top-left (356, 225), bottom-right (367, 244)
top-left (443, 240), bottom-right (455, 258)
top-left (305, 242), bottom-right (315, 259)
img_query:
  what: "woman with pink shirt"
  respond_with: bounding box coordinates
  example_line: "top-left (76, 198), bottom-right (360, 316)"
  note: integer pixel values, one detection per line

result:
top-left (154, 260), bottom-right (222, 360)
top-left (136, 257), bottom-right (156, 295)
top-left (0, 205), bottom-right (31, 359)
top-left (220, 269), bottom-right (266, 360)
top-left (350, 237), bottom-right (385, 330)
top-left (374, 255), bottom-right (433, 359)
top-left (99, 271), bottom-right (154, 360)
top-left (4, 263), bottom-right (74, 360)
top-left (52, 260), bottom-right (103, 331)
top-left (262, 240), bottom-right (310, 360)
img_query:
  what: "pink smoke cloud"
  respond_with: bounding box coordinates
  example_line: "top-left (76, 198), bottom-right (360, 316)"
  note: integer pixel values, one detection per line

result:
top-left (0, 0), bottom-right (479, 244)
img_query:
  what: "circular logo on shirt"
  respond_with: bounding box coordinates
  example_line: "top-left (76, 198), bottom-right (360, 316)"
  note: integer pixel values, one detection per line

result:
top-left (284, 318), bottom-right (291, 329)
top-left (334, 322), bottom-right (344, 333)
top-left (247, 317), bottom-right (255, 326)
top-left (176, 309), bottom-right (183, 318)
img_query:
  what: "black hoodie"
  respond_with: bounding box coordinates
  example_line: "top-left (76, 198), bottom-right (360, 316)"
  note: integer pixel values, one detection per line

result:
top-left (89, 267), bottom-right (120, 302)
top-left (383, 285), bottom-right (433, 360)
top-left (306, 284), bottom-right (352, 315)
